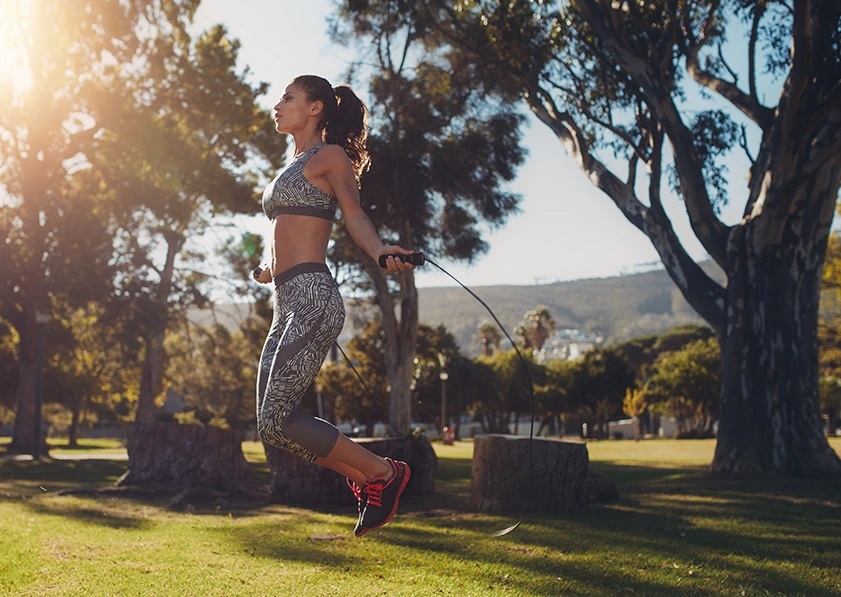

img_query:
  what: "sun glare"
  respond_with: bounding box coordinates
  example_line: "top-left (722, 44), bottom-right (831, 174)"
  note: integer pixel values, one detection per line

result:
top-left (0, 0), bottom-right (32, 94)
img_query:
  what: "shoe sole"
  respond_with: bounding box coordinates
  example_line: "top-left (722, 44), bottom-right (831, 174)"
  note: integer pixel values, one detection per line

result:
top-left (364, 463), bottom-right (411, 533)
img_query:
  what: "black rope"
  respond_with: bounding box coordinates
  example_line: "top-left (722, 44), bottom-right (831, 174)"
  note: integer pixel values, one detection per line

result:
top-left (334, 342), bottom-right (377, 403)
top-left (424, 257), bottom-right (536, 536)
top-left (337, 255), bottom-right (537, 536)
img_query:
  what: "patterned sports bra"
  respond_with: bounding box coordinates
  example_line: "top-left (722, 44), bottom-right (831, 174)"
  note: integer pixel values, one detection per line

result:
top-left (262, 144), bottom-right (338, 221)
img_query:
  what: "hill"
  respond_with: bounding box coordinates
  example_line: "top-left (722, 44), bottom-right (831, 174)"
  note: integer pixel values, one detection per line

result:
top-left (373, 261), bottom-right (722, 355)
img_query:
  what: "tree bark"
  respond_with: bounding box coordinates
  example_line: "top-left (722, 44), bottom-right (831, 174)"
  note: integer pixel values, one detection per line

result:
top-left (470, 435), bottom-right (604, 514)
top-left (10, 309), bottom-right (38, 454)
top-left (116, 422), bottom-right (259, 494)
top-left (713, 224), bottom-right (841, 474)
top-left (135, 231), bottom-right (182, 423)
top-left (363, 244), bottom-right (418, 436)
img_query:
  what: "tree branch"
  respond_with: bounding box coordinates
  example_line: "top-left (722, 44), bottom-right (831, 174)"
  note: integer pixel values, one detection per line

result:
top-left (575, 0), bottom-right (730, 267)
top-left (527, 91), bottom-right (725, 329)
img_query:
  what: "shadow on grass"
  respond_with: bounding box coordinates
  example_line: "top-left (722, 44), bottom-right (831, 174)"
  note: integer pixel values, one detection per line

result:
top-left (4, 450), bottom-right (841, 595)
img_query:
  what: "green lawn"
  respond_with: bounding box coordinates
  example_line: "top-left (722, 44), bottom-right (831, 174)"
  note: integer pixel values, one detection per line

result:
top-left (1, 436), bottom-right (840, 596)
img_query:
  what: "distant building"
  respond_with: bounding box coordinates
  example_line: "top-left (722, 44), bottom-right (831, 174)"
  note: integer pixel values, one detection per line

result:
top-left (535, 328), bottom-right (604, 363)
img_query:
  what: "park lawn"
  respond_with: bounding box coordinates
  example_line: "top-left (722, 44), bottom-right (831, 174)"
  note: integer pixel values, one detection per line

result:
top-left (0, 437), bottom-right (838, 596)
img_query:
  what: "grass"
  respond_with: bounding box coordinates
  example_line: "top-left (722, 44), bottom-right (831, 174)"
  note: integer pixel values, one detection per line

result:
top-left (1, 436), bottom-right (840, 596)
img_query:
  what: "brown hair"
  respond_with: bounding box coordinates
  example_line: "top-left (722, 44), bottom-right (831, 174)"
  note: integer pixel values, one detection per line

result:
top-left (292, 75), bottom-right (371, 179)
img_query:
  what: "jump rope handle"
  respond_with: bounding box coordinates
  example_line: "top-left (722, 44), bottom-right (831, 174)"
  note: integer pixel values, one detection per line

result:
top-left (378, 252), bottom-right (425, 268)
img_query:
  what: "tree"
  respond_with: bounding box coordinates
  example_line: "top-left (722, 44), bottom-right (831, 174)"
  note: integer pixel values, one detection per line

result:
top-left (473, 319), bottom-right (503, 357)
top-left (93, 16), bottom-right (285, 423)
top-left (646, 337), bottom-right (721, 437)
top-left (565, 347), bottom-right (635, 438)
top-left (819, 229), bottom-right (841, 435)
top-left (164, 319), bottom-right (261, 433)
top-left (318, 319), bottom-right (390, 436)
top-left (410, 0), bottom-right (841, 473)
top-left (475, 348), bottom-right (543, 434)
top-left (49, 302), bottom-right (139, 446)
top-left (328, 1), bottom-right (526, 435)
top-left (514, 305), bottom-right (556, 351)
top-left (0, 0), bottom-right (150, 453)
top-left (412, 323), bottom-right (480, 436)
top-left (622, 387), bottom-right (647, 441)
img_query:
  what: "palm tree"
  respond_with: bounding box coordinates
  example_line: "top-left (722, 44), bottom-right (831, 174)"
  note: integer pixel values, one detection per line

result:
top-left (473, 320), bottom-right (503, 357)
top-left (515, 306), bottom-right (556, 351)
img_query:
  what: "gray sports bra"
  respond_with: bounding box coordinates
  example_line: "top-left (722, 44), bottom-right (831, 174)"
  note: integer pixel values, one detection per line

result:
top-left (262, 144), bottom-right (338, 221)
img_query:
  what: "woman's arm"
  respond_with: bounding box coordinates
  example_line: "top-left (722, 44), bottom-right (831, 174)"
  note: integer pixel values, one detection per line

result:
top-left (321, 146), bottom-right (415, 273)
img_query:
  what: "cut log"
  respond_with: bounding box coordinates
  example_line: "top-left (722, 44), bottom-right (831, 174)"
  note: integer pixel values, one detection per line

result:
top-left (266, 434), bottom-right (437, 506)
top-left (116, 422), bottom-right (259, 495)
top-left (471, 434), bottom-right (611, 514)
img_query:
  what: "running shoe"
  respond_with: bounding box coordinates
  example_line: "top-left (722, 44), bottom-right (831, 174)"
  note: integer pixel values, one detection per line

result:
top-left (357, 458), bottom-right (411, 535)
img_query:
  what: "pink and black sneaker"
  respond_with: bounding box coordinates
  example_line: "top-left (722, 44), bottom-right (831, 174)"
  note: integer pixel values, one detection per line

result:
top-left (356, 458), bottom-right (411, 536)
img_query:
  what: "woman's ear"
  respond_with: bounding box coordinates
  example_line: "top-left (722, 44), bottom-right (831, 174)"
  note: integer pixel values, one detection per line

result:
top-left (310, 100), bottom-right (324, 117)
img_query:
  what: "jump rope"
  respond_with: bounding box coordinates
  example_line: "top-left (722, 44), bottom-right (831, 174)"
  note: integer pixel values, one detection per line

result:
top-left (374, 252), bottom-right (535, 536)
top-left (253, 252), bottom-right (535, 536)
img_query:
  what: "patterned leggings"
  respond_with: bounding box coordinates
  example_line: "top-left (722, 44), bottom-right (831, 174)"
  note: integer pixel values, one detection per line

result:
top-left (256, 263), bottom-right (345, 462)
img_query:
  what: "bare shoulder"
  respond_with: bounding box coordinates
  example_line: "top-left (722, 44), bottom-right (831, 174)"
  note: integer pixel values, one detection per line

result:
top-left (313, 143), bottom-right (352, 168)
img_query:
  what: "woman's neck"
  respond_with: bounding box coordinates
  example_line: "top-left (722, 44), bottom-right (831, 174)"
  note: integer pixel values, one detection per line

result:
top-left (292, 133), bottom-right (325, 157)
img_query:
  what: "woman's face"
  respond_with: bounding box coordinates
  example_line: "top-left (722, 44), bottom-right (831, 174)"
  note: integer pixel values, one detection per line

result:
top-left (273, 83), bottom-right (318, 134)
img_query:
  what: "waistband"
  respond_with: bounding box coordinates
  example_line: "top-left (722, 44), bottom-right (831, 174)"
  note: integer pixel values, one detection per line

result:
top-left (273, 262), bottom-right (331, 286)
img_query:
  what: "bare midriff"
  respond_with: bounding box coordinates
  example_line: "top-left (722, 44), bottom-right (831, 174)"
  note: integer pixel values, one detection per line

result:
top-left (271, 214), bottom-right (333, 276)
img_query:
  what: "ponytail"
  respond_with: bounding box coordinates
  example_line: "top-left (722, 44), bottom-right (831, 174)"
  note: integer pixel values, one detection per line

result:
top-left (291, 75), bottom-right (371, 179)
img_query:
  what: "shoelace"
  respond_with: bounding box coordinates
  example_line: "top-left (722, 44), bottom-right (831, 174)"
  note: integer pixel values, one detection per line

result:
top-left (346, 478), bottom-right (362, 499)
top-left (366, 481), bottom-right (384, 507)
top-left (346, 478), bottom-right (367, 508)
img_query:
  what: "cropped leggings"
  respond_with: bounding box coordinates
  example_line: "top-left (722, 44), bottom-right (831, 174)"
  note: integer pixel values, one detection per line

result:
top-left (256, 263), bottom-right (344, 462)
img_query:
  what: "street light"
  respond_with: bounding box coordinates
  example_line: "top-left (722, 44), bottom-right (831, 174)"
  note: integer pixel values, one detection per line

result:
top-left (439, 369), bottom-right (449, 434)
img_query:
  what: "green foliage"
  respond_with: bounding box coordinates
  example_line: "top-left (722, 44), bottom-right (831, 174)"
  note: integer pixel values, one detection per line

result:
top-left (329, 0), bottom-right (525, 277)
top-left (475, 348), bottom-right (544, 433)
top-left (0, 0), bottom-right (286, 435)
top-left (318, 319), bottom-right (390, 435)
top-left (646, 338), bottom-right (721, 437)
top-left (164, 319), bottom-right (262, 433)
top-left (820, 230), bottom-right (841, 431)
top-left (564, 347), bottom-right (635, 437)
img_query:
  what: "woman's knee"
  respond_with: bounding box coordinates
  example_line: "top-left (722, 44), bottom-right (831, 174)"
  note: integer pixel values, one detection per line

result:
top-left (256, 409), bottom-right (296, 444)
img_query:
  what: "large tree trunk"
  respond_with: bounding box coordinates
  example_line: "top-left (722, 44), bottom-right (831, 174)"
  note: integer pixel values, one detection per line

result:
top-left (713, 225), bottom-right (841, 474)
top-left (134, 232), bottom-right (182, 423)
top-left (470, 435), bottom-right (616, 513)
top-left (10, 308), bottom-right (38, 454)
top-left (135, 328), bottom-right (165, 423)
top-left (364, 240), bottom-right (419, 436)
top-left (117, 422), bottom-right (259, 494)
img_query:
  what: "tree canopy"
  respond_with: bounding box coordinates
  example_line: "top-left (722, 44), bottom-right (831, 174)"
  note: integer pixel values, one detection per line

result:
top-left (364, 0), bottom-right (841, 474)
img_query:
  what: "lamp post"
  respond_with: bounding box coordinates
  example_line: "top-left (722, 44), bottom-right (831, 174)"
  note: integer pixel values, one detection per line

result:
top-left (439, 369), bottom-right (449, 434)
top-left (33, 310), bottom-right (50, 459)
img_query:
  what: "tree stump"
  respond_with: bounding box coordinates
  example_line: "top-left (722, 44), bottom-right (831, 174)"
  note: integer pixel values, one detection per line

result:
top-left (116, 422), bottom-right (260, 495)
top-left (266, 434), bottom-right (437, 506)
top-left (471, 435), bottom-right (599, 514)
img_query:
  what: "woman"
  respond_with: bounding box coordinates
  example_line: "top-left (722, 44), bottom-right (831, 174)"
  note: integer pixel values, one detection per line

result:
top-left (252, 74), bottom-right (414, 537)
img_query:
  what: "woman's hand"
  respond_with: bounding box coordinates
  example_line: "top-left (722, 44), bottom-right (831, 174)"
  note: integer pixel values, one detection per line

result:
top-left (252, 264), bottom-right (273, 284)
top-left (377, 246), bottom-right (416, 274)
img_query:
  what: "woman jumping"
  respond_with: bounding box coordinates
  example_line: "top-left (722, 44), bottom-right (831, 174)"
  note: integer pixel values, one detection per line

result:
top-left (253, 74), bottom-right (413, 537)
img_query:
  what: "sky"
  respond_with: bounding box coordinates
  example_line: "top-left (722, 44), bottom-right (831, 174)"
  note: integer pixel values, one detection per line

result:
top-left (192, 0), bottom-right (745, 289)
